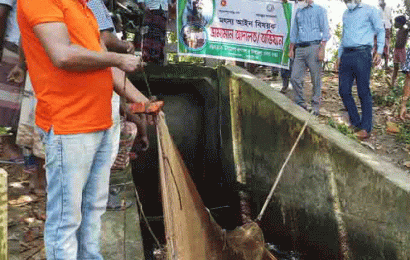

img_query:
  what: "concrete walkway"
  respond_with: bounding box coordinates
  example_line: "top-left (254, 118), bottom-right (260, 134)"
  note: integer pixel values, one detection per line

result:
top-left (100, 187), bottom-right (145, 260)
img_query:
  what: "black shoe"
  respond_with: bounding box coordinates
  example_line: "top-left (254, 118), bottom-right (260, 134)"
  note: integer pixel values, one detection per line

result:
top-left (280, 87), bottom-right (288, 94)
top-left (307, 108), bottom-right (320, 116)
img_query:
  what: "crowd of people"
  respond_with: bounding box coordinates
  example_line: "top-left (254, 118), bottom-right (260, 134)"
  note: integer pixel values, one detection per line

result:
top-left (276, 0), bottom-right (409, 141)
top-left (0, 0), bottom-right (408, 258)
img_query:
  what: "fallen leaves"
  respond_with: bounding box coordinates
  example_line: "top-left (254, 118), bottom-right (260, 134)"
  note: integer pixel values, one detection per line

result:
top-left (6, 164), bottom-right (47, 259)
top-left (403, 161), bottom-right (410, 168)
top-left (9, 195), bottom-right (34, 206)
top-left (386, 121), bottom-right (400, 134)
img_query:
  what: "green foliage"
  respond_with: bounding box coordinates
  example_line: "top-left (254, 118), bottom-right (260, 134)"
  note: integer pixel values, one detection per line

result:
top-left (167, 31), bottom-right (178, 44)
top-left (372, 73), bottom-right (405, 107)
top-left (371, 67), bottom-right (387, 81)
top-left (372, 86), bottom-right (402, 107)
top-left (327, 118), bottom-right (357, 140)
top-left (329, 23), bottom-right (342, 64)
top-left (397, 121), bottom-right (410, 144)
top-left (0, 127), bottom-right (11, 135)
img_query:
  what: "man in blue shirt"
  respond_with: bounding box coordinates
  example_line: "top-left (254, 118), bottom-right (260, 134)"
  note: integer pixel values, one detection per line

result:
top-left (289, 0), bottom-right (330, 115)
top-left (336, 0), bottom-right (385, 140)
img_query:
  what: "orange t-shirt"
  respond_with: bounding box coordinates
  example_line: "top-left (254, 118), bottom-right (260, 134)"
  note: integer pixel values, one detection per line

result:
top-left (17, 0), bottom-right (113, 134)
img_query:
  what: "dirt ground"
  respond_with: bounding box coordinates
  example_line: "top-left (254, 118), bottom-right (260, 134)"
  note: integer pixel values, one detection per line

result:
top-left (252, 65), bottom-right (410, 170)
top-left (2, 64), bottom-right (410, 260)
top-left (4, 161), bottom-right (46, 260)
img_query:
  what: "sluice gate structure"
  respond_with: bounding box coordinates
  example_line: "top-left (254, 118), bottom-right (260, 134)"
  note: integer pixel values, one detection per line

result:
top-left (3, 64), bottom-right (407, 259)
top-left (105, 64), bottom-right (410, 259)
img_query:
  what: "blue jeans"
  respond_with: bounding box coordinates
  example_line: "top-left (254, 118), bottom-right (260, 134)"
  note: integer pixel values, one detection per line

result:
top-left (339, 47), bottom-right (373, 133)
top-left (37, 126), bottom-right (114, 260)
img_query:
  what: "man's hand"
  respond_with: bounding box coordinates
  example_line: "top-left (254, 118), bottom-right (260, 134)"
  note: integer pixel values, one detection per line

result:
top-left (334, 58), bottom-right (340, 73)
top-left (118, 54), bottom-right (145, 73)
top-left (125, 41), bottom-right (135, 54)
top-left (7, 64), bottom-right (25, 84)
top-left (373, 53), bottom-right (382, 66)
top-left (289, 48), bottom-right (294, 59)
top-left (128, 113), bottom-right (150, 152)
top-left (317, 45), bottom-right (325, 62)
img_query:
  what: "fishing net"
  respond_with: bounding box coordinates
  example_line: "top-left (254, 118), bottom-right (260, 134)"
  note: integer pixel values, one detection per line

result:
top-left (155, 113), bottom-right (277, 260)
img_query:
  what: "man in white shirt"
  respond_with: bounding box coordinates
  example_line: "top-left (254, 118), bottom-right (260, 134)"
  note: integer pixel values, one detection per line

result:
top-left (378, 0), bottom-right (392, 69)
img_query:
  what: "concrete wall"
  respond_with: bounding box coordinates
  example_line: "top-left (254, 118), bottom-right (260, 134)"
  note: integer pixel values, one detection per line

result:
top-left (128, 64), bottom-right (410, 258)
top-left (218, 65), bottom-right (410, 259)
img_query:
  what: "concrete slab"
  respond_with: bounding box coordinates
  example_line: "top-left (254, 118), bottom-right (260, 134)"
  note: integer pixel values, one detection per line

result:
top-left (101, 186), bottom-right (145, 260)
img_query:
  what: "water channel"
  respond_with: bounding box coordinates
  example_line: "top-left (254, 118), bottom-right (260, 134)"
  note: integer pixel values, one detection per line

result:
top-left (130, 77), bottom-right (307, 259)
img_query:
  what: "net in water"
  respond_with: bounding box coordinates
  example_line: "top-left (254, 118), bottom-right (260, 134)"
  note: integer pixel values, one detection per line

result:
top-left (156, 113), bottom-right (277, 260)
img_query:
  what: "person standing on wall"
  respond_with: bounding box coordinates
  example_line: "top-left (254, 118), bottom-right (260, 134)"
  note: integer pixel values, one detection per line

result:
top-left (377, 0), bottom-right (392, 70)
top-left (391, 15), bottom-right (409, 88)
top-left (336, 0), bottom-right (385, 140)
top-left (288, 0), bottom-right (330, 116)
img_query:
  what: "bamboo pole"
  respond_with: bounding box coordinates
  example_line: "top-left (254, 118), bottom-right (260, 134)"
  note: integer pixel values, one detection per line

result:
top-left (0, 168), bottom-right (7, 260)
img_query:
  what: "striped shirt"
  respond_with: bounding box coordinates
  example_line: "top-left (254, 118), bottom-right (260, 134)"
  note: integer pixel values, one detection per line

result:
top-left (87, 0), bottom-right (115, 32)
top-left (289, 3), bottom-right (330, 44)
top-left (338, 4), bottom-right (385, 57)
top-left (137, 0), bottom-right (169, 11)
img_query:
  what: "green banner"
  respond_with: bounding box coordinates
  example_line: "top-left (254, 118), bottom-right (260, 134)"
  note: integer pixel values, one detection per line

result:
top-left (177, 0), bottom-right (294, 69)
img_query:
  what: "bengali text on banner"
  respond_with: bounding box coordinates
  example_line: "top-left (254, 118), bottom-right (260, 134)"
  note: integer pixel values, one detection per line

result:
top-left (177, 0), bottom-right (294, 69)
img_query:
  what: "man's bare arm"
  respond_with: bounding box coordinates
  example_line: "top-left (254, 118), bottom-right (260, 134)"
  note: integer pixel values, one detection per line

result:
top-left (111, 67), bottom-right (149, 103)
top-left (100, 30), bottom-right (134, 54)
top-left (112, 67), bottom-right (158, 125)
top-left (33, 22), bottom-right (140, 72)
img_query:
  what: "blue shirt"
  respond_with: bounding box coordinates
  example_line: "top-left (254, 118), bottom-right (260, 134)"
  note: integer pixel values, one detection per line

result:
top-left (289, 3), bottom-right (330, 44)
top-left (338, 4), bottom-right (385, 57)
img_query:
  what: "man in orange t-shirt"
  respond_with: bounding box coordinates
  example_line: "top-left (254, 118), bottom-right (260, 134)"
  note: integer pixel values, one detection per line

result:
top-left (17, 0), bottom-right (144, 258)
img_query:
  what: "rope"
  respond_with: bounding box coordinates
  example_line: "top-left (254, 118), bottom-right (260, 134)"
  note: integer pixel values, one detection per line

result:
top-left (157, 123), bottom-right (183, 210)
top-left (120, 42), bottom-right (163, 250)
top-left (114, 5), bottom-right (165, 252)
top-left (142, 71), bottom-right (153, 98)
top-left (135, 187), bottom-right (163, 249)
top-left (255, 110), bottom-right (314, 222)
